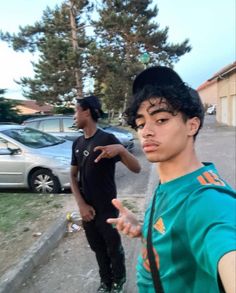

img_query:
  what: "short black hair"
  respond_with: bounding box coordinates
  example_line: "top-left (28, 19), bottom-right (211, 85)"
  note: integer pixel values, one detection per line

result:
top-left (77, 95), bottom-right (104, 122)
top-left (126, 66), bottom-right (204, 137)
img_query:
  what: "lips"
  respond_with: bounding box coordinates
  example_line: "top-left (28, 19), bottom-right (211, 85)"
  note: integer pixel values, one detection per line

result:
top-left (142, 142), bottom-right (160, 153)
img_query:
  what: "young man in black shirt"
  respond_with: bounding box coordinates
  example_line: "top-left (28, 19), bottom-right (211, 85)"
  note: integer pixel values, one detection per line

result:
top-left (70, 95), bottom-right (141, 293)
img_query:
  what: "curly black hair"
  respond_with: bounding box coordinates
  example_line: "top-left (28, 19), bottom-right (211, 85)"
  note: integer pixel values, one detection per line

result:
top-left (125, 82), bottom-right (205, 137)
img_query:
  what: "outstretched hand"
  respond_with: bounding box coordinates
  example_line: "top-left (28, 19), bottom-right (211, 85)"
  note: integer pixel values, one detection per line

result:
top-left (107, 199), bottom-right (142, 238)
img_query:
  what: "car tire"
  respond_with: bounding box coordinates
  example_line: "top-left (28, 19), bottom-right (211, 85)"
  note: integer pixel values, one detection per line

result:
top-left (29, 169), bottom-right (61, 194)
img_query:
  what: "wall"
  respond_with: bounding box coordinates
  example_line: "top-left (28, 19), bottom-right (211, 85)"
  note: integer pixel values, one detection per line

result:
top-left (217, 71), bottom-right (236, 126)
top-left (198, 80), bottom-right (217, 106)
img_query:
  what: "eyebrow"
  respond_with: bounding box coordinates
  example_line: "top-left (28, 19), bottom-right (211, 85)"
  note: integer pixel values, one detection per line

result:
top-left (135, 108), bottom-right (171, 119)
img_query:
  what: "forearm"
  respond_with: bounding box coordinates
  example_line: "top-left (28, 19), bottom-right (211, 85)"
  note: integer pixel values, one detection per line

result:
top-left (218, 250), bottom-right (236, 293)
top-left (119, 145), bottom-right (141, 173)
top-left (70, 171), bottom-right (86, 208)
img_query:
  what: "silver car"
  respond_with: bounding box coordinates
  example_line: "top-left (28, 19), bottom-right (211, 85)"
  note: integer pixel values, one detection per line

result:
top-left (23, 115), bottom-right (135, 151)
top-left (0, 124), bottom-right (72, 193)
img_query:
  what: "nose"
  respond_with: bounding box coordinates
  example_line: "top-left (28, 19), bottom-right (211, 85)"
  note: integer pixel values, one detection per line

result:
top-left (141, 121), bottom-right (155, 138)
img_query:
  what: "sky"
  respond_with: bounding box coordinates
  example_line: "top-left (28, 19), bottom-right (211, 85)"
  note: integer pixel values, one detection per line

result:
top-left (0, 0), bottom-right (235, 100)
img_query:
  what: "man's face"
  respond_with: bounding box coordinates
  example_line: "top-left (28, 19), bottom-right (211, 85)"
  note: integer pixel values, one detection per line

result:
top-left (74, 105), bottom-right (87, 129)
top-left (135, 97), bottom-right (198, 163)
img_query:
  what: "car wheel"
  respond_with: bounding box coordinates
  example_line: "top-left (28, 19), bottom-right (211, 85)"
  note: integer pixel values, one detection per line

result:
top-left (29, 169), bottom-right (61, 194)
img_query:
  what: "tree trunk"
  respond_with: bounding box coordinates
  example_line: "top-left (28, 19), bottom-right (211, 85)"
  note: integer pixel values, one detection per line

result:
top-left (69, 0), bottom-right (83, 98)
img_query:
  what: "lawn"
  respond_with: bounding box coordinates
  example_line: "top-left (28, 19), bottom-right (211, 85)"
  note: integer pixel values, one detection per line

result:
top-left (0, 192), bottom-right (73, 275)
top-left (0, 192), bottom-right (66, 236)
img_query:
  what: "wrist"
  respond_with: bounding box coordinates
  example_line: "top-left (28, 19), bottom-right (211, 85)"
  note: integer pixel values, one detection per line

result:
top-left (119, 144), bottom-right (126, 155)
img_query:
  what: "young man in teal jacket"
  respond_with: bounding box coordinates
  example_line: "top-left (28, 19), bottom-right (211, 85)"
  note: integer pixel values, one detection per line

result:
top-left (107, 66), bottom-right (236, 293)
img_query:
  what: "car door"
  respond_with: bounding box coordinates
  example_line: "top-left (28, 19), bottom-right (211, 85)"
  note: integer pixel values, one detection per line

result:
top-left (38, 118), bottom-right (62, 138)
top-left (62, 117), bottom-right (81, 141)
top-left (0, 137), bottom-right (27, 187)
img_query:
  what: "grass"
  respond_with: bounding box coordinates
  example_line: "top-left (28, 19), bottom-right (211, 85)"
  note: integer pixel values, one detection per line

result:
top-left (0, 193), bottom-right (64, 234)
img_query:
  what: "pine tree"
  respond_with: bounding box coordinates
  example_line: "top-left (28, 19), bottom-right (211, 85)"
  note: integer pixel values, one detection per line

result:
top-left (1, 0), bottom-right (191, 112)
top-left (90, 0), bottom-right (191, 111)
top-left (0, 90), bottom-right (21, 122)
top-left (0, 1), bottom-right (92, 104)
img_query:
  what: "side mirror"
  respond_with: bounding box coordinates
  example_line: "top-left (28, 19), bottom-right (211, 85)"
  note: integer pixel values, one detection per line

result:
top-left (9, 148), bottom-right (22, 155)
top-left (0, 148), bottom-right (21, 155)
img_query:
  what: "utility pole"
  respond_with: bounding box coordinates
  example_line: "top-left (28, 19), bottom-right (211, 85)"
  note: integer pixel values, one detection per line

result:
top-left (69, 0), bottom-right (83, 98)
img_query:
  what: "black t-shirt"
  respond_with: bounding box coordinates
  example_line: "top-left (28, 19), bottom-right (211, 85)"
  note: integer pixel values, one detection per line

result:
top-left (71, 129), bottom-right (121, 214)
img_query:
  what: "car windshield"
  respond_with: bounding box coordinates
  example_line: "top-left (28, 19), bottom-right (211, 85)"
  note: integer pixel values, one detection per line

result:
top-left (3, 127), bottom-right (64, 148)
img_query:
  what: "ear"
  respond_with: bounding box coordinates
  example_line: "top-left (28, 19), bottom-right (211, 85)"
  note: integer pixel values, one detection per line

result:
top-left (84, 108), bottom-right (91, 117)
top-left (187, 117), bottom-right (201, 137)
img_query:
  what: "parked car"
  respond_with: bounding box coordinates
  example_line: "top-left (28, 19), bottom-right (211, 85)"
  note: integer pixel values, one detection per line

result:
top-left (206, 104), bottom-right (216, 115)
top-left (0, 124), bottom-right (72, 193)
top-left (23, 115), bottom-right (135, 151)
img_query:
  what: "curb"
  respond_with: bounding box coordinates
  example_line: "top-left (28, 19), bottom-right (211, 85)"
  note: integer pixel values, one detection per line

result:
top-left (0, 216), bottom-right (67, 293)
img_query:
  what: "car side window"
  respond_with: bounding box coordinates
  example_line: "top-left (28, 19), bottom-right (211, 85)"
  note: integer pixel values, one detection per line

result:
top-left (63, 118), bottom-right (77, 132)
top-left (26, 121), bottom-right (38, 128)
top-left (39, 119), bottom-right (60, 132)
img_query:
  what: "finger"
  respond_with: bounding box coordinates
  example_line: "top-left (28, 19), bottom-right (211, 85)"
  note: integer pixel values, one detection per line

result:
top-left (130, 225), bottom-right (142, 237)
top-left (94, 150), bottom-right (106, 163)
top-left (93, 146), bottom-right (104, 152)
top-left (90, 208), bottom-right (96, 217)
top-left (107, 218), bottom-right (118, 224)
top-left (83, 216), bottom-right (90, 222)
top-left (122, 222), bottom-right (132, 235)
top-left (87, 214), bottom-right (94, 221)
top-left (111, 199), bottom-right (126, 214)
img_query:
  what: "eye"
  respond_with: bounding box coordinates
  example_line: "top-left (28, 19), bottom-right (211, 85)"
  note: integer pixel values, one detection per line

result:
top-left (156, 118), bottom-right (168, 124)
top-left (135, 123), bottom-right (145, 130)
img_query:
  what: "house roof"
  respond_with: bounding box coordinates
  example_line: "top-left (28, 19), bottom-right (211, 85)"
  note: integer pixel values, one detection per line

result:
top-left (208, 61), bottom-right (236, 81)
top-left (197, 61), bottom-right (236, 91)
top-left (17, 100), bottom-right (53, 113)
top-left (197, 78), bottom-right (216, 91)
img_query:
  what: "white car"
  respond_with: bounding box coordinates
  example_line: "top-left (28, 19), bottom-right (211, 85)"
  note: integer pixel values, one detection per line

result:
top-left (206, 104), bottom-right (216, 115)
top-left (0, 124), bottom-right (72, 193)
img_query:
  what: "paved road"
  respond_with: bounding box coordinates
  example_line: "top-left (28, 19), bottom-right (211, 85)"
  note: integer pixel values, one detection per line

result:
top-left (118, 115), bottom-right (235, 190)
top-left (196, 115), bottom-right (235, 188)
top-left (18, 115), bottom-right (235, 293)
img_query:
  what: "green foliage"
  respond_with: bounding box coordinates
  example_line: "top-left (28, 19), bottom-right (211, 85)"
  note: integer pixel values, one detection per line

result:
top-left (0, 1), bottom-right (91, 104)
top-left (53, 106), bottom-right (74, 114)
top-left (0, 0), bottom-right (191, 113)
top-left (91, 0), bottom-right (191, 111)
top-left (0, 90), bottom-right (22, 123)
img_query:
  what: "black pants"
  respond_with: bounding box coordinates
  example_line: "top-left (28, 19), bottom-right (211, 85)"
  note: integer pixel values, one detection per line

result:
top-left (83, 214), bottom-right (126, 285)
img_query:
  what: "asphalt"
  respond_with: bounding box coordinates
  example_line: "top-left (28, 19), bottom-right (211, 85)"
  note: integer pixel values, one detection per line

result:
top-left (0, 116), bottom-right (235, 293)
